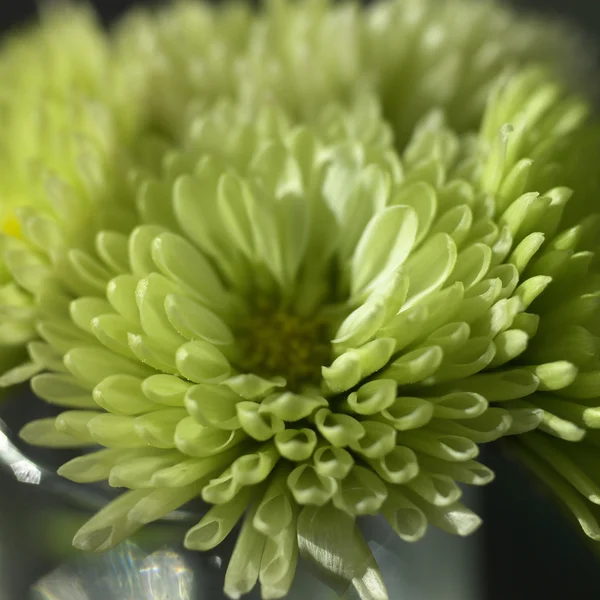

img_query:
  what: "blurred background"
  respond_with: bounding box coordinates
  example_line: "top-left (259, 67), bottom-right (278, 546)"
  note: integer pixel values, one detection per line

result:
top-left (0, 1), bottom-right (600, 599)
top-left (0, 0), bottom-right (599, 34)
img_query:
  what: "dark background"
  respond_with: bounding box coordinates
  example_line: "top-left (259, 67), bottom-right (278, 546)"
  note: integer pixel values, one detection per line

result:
top-left (1, 0), bottom-right (600, 34)
top-left (0, 1), bottom-right (600, 599)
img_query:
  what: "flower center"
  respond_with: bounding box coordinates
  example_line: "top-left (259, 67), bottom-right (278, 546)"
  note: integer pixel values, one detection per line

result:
top-left (1, 213), bottom-right (21, 239)
top-left (235, 302), bottom-right (332, 391)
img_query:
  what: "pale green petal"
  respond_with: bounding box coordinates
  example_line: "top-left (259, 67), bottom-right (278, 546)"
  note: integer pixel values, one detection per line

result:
top-left (165, 293), bottom-right (235, 346)
top-left (314, 409), bottom-right (365, 448)
top-left (406, 472), bottom-right (463, 507)
top-left (93, 374), bottom-right (158, 415)
top-left (425, 322), bottom-right (471, 354)
top-left (323, 337), bottom-right (396, 393)
top-left (380, 396), bottom-right (434, 431)
top-left (20, 417), bottom-right (93, 448)
top-left (383, 345), bottom-right (443, 384)
top-left (95, 231), bottom-right (129, 274)
top-left (224, 505), bottom-right (267, 600)
top-left (133, 409), bottom-right (187, 448)
top-left (259, 525), bottom-right (298, 600)
top-left (221, 373), bottom-right (286, 400)
top-left (313, 445), bottom-right (354, 479)
top-left (175, 340), bottom-right (232, 383)
top-left (382, 487), bottom-right (428, 542)
top-left (152, 231), bottom-right (239, 315)
top-left (90, 315), bottom-right (137, 357)
top-left (489, 329), bottom-right (530, 367)
top-left (287, 464), bottom-right (338, 505)
top-left (404, 233), bottom-right (457, 307)
top-left (351, 205), bottom-right (418, 295)
top-left (430, 408), bottom-right (512, 443)
top-left (128, 333), bottom-right (178, 373)
top-left (129, 225), bottom-right (167, 278)
top-left (73, 490), bottom-right (150, 552)
top-left (31, 373), bottom-right (96, 409)
top-left (349, 421), bottom-right (397, 459)
top-left (431, 369), bottom-right (540, 401)
top-left (108, 451), bottom-right (183, 488)
top-left (346, 379), bottom-right (397, 415)
top-left (127, 482), bottom-right (203, 525)
top-left (175, 416), bottom-right (246, 457)
top-left (408, 494), bottom-right (483, 537)
top-left (58, 448), bottom-right (150, 483)
top-left (253, 468), bottom-right (294, 537)
top-left (368, 445), bottom-right (419, 485)
top-left (522, 361), bottom-right (578, 392)
top-left (449, 243), bottom-right (492, 289)
top-left (333, 466), bottom-right (388, 515)
top-left (431, 392), bottom-right (488, 420)
top-left (69, 297), bottom-right (115, 334)
top-left (152, 449), bottom-right (241, 488)
top-left (65, 346), bottom-right (152, 388)
top-left (274, 428), bottom-right (318, 461)
top-left (237, 401), bottom-right (285, 441)
top-left (106, 275), bottom-right (141, 325)
top-left (185, 486), bottom-right (256, 551)
top-left (185, 383), bottom-right (242, 430)
top-left (417, 456), bottom-right (495, 486)
top-left (87, 413), bottom-right (148, 448)
top-left (141, 373), bottom-right (191, 406)
top-left (259, 392), bottom-right (327, 422)
top-left (231, 444), bottom-right (280, 487)
top-left (399, 430), bottom-right (479, 462)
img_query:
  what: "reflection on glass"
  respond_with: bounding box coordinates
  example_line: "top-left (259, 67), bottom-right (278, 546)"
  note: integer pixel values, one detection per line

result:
top-left (31, 541), bottom-right (194, 600)
top-left (0, 420), bottom-right (42, 485)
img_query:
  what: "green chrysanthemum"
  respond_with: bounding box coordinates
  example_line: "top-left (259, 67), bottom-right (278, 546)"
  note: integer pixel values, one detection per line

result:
top-left (8, 64), bottom-right (593, 598)
top-left (0, 5), bottom-right (146, 376)
top-left (2, 1), bottom-right (600, 599)
top-left (493, 117), bottom-right (600, 543)
top-left (0, 3), bottom-right (150, 242)
top-left (0, 0), bottom-right (590, 377)
top-left (116, 0), bottom-right (591, 144)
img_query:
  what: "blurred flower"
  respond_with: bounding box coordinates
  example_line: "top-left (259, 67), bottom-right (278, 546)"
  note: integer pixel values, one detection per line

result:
top-left (116, 0), bottom-right (592, 143)
top-left (0, 5), bottom-right (144, 376)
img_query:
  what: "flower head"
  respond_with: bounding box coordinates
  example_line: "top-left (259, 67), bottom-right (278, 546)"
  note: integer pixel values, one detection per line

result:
top-left (11, 63), bottom-right (594, 598)
top-left (0, 0), bottom-right (590, 375)
top-left (494, 113), bottom-right (600, 544)
top-left (0, 4), bottom-right (146, 375)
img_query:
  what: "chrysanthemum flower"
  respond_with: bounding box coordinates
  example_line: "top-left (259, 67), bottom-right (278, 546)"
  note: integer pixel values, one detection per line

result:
top-left (1, 1), bottom-right (600, 599)
top-left (116, 0), bottom-right (591, 144)
top-left (0, 0), bottom-right (589, 379)
top-left (493, 116), bottom-right (600, 544)
top-left (0, 5), bottom-right (145, 377)
top-left (9, 62), bottom-right (593, 598)
top-left (0, 3), bottom-right (151, 243)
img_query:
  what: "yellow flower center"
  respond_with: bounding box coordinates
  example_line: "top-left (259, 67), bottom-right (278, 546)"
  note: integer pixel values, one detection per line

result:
top-left (236, 303), bottom-right (332, 391)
